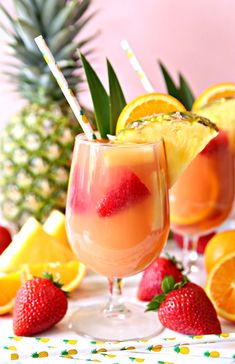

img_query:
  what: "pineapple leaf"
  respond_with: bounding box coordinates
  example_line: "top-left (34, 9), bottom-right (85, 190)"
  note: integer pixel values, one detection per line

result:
top-left (56, 43), bottom-right (78, 61)
top-left (13, 0), bottom-right (39, 28)
top-left (80, 52), bottom-right (110, 139)
top-left (0, 4), bottom-right (20, 37)
top-left (158, 60), bottom-right (179, 99)
top-left (9, 43), bottom-right (40, 65)
top-left (179, 73), bottom-right (195, 110)
top-left (49, 26), bottom-right (79, 55)
top-left (15, 19), bottom-right (39, 53)
top-left (107, 59), bottom-right (126, 135)
top-left (48, 0), bottom-right (78, 37)
top-left (42, 0), bottom-right (62, 29)
top-left (71, 0), bottom-right (91, 23)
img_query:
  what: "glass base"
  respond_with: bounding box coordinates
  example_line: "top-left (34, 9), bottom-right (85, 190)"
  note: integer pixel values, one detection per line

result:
top-left (68, 301), bottom-right (163, 341)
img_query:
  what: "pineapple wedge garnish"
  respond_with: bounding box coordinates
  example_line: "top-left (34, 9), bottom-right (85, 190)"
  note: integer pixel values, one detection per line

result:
top-left (116, 112), bottom-right (218, 187)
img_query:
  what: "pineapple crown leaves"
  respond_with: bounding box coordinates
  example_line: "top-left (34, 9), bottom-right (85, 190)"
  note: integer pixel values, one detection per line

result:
top-left (0, 0), bottom-right (96, 105)
top-left (158, 60), bottom-right (195, 110)
top-left (146, 275), bottom-right (189, 312)
top-left (80, 52), bottom-right (127, 139)
top-left (165, 252), bottom-right (184, 272)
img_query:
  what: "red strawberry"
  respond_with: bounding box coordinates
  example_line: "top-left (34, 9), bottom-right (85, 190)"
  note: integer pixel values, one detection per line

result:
top-left (13, 273), bottom-right (68, 336)
top-left (138, 255), bottom-right (183, 301)
top-left (147, 276), bottom-right (221, 335)
top-left (173, 232), bottom-right (215, 254)
top-left (0, 225), bottom-right (12, 254)
top-left (96, 171), bottom-right (150, 217)
top-left (200, 130), bottom-right (229, 156)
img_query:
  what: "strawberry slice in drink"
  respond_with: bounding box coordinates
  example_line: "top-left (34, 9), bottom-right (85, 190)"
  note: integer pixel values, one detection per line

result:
top-left (96, 171), bottom-right (150, 217)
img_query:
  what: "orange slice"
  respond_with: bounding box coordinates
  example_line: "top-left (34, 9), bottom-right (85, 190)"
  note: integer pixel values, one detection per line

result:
top-left (192, 83), bottom-right (235, 110)
top-left (116, 92), bottom-right (186, 133)
top-left (206, 251), bottom-right (235, 322)
top-left (205, 230), bottom-right (235, 273)
top-left (23, 261), bottom-right (86, 292)
top-left (170, 156), bottom-right (219, 225)
top-left (0, 271), bottom-right (24, 315)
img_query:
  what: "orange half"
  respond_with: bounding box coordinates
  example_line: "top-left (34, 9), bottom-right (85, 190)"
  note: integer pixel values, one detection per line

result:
top-left (116, 92), bottom-right (186, 133)
top-left (192, 83), bottom-right (235, 110)
top-left (206, 251), bottom-right (235, 322)
top-left (23, 261), bottom-right (86, 292)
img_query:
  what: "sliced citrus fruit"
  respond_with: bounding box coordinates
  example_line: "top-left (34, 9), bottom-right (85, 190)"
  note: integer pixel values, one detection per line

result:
top-left (205, 230), bottom-right (235, 273)
top-left (43, 210), bottom-right (70, 249)
top-left (192, 82), bottom-right (235, 110)
top-left (0, 271), bottom-right (24, 315)
top-left (116, 92), bottom-right (186, 133)
top-left (116, 112), bottom-right (218, 187)
top-left (0, 217), bottom-right (76, 273)
top-left (23, 261), bottom-right (86, 292)
top-left (206, 251), bottom-right (235, 322)
top-left (170, 156), bottom-right (219, 225)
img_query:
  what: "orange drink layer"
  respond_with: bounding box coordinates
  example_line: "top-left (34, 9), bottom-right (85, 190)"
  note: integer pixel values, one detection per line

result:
top-left (66, 137), bottom-right (169, 278)
top-left (170, 131), bottom-right (234, 236)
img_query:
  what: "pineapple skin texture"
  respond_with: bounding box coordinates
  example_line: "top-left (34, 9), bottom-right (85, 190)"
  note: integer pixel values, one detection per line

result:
top-left (0, 103), bottom-right (81, 229)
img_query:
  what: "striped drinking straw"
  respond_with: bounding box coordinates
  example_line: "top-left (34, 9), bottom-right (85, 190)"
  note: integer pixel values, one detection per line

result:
top-left (35, 35), bottom-right (96, 141)
top-left (120, 39), bottom-right (155, 93)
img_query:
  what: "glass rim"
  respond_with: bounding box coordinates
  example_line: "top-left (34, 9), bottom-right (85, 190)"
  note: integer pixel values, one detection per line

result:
top-left (75, 133), bottom-right (164, 148)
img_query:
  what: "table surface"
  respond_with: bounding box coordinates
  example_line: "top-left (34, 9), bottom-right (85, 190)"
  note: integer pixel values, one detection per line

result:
top-left (0, 241), bottom-right (234, 364)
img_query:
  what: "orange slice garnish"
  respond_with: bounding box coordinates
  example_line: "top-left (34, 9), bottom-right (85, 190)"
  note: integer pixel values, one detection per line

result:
top-left (192, 82), bottom-right (235, 110)
top-left (116, 92), bottom-right (186, 133)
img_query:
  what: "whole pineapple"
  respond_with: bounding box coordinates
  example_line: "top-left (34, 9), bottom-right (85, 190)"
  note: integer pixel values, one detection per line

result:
top-left (0, 0), bottom-right (94, 228)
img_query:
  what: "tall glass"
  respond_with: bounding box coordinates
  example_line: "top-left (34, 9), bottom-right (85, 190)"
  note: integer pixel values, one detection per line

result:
top-left (170, 131), bottom-right (234, 272)
top-left (66, 135), bottom-right (169, 341)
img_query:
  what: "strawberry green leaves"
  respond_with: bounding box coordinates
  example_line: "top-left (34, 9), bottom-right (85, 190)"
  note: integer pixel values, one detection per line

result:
top-left (158, 61), bottom-right (195, 110)
top-left (146, 275), bottom-right (188, 312)
top-left (80, 53), bottom-right (126, 138)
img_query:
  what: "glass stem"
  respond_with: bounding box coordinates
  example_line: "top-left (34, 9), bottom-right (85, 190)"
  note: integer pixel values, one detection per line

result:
top-left (103, 278), bottom-right (128, 318)
top-left (183, 235), bottom-right (199, 274)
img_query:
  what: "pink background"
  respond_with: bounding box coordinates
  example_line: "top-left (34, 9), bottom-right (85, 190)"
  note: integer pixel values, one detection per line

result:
top-left (0, 0), bottom-right (235, 130)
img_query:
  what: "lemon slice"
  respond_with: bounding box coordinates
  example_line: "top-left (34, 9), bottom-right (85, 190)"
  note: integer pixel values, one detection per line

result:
top-left (116, 112), bottom-right (218, 187)
top-left (43, 210), bottom-right (71, 249)
top-left (0, 217), bottom-right (76, 273)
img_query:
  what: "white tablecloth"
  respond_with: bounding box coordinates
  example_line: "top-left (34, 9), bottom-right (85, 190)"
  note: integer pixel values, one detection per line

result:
top-left (0, 241), bottom-right (234, 363)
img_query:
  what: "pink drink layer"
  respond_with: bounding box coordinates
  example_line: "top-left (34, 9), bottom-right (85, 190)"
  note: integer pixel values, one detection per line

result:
top-left (66, 139), bottom-right (169, 278)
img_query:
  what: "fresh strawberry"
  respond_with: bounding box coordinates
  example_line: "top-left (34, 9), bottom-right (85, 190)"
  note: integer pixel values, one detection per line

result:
top-left (0, 225), bottom-right (12, 254)
top-left (13, 273), bottom-right (68, 336)
top-left (200, 130), bottom-right (229, 156)
top-left (147, 276), bottom-right (221, 335)
top-left (96, 171), bottom-right (150, 217)
top-left (138, 255), bottom-right (183, 301)
top-left (173, 232), bottom-right (215, 254)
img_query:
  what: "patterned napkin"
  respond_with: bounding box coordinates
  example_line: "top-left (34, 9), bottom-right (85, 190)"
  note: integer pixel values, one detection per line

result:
top-left (1, 333), bottom-right (235, 363)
